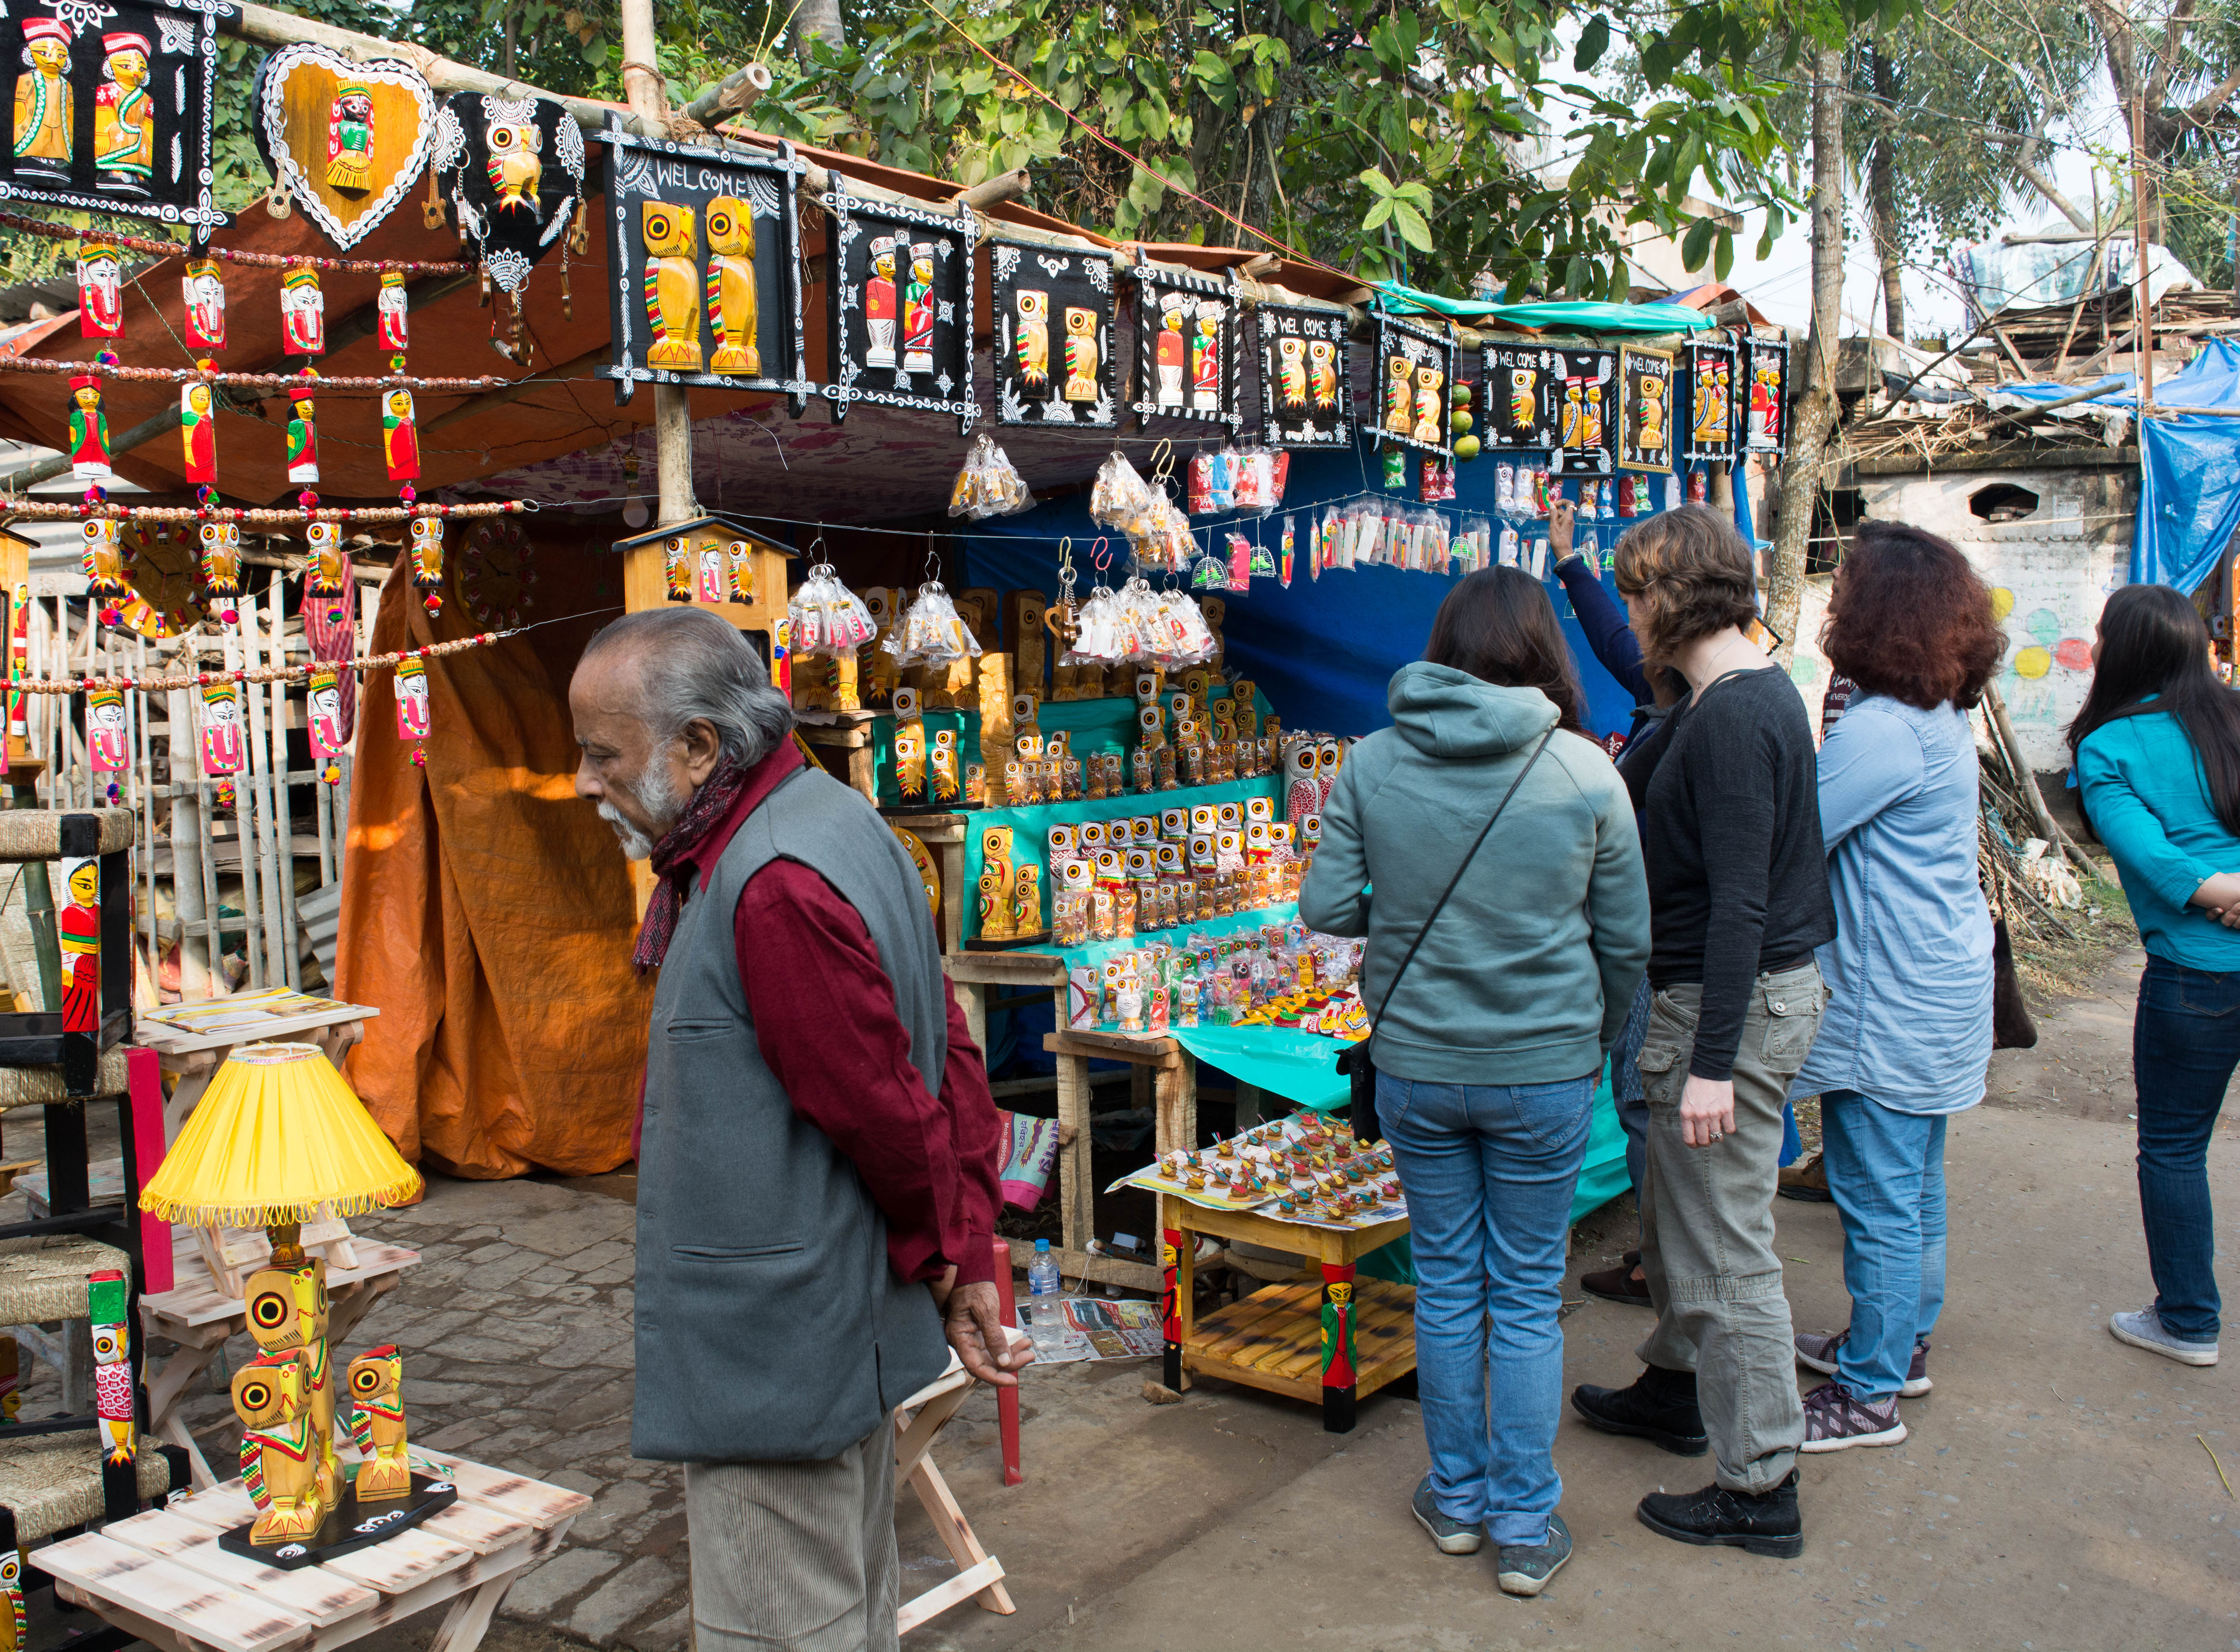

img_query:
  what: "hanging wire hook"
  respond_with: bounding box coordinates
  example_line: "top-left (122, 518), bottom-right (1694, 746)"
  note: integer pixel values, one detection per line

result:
top-left (925, 530), bottom-right (940, 588)
top-left (1091, 536), bottom-right (1112, 576)
top-left (1056, 534), bottom-right (1075, 585)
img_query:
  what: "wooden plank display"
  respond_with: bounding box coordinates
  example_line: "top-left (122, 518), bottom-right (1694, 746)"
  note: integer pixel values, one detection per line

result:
top-left (1681, 335), bottom-right (1739, 463)
top-left (1547, 345), bottom-right (1618, 477)
top-left (989, 241), bottom-right (1116, 428)
top-left (1368, 311), bottom-right (1458, 458)
top-left (0, 0), bottom-right (231, 234)
top-left (1255, 304), bottom-right (1350, 449)
top-left (1744, 333), bottom-right (1791, 455)
top-left (1618, 344), bottom-right (1675, 473)
top-left (1129, 262), bottom-right (1239, 432)
top-left (823, 187), bottom-right (976, 432)
top-left (432, 93), bottom-right (590, 298)
top-left (1479, 340), bottom-right (1559, 451)
top-left (596, 120), bottom-right (810, 413)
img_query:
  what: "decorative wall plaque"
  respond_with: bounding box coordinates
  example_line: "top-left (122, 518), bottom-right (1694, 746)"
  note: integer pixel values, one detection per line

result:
top-left (823, 188), bottom-right (975, 432)
top-left (433, 92), bottom-right (589, 294)
top-left (1547, 347), bottom-right (1617, 477)
top-left (1619, 345), bottom-right (1675, 473)
top-left (1744, 335), bottom-right (1791, 455)
top-left (1480, 341), bottom-right (1557, 451)
top-left (1370, 311), bottom-right (1458, 458)
top-left (0, 0), bottom-right (230, 233)
top-left (594, 121), bottom-right (809, 413)
top-left (1681, 337), bottom-right (1738, 463)
top-left (251, 42), bottom-right (435, 251)
top-left (990, 241), bottom-right (1115, 427)
top-left (1130, 264), bottom-right (1238, 431)
top-left (1256, 304), bottom-right (1349, 449)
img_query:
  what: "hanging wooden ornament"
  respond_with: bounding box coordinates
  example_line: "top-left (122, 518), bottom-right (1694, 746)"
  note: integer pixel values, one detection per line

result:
top-left (1129, 264), bottom-right (1239, 432)
top-left (182, 255), bottom-right (225, 351)
top-left (1618, 345), bottom-right (1675, 474)
top-left (285, 374), bottom-right (318, 484)
top-left (823, 192), bottom-right (976, 432)
top-left (0, 0), bottom-right (230, 233)
top-left (67, 366), bottom-right (111, 481)
top-left (432, 93), bottom-right (587, 301)
top-left (1682, 337), bottom-right (1739, 463)
top-left (76, 237), bottom-right (122, 339)
top-left (1370, 310), bottom-right (1461, 460)
top-left (1744, 335), bottom-right (1791, 456)
top-left (200, 678), bottom-right (243, 776)
top-left (304, 520), bottom-right (348, 626)
top-left (306, 666), bottom-right (345, 783)
top-left (989, 242), bottom-right (1116, 427)
top-left (1255, 304), bottom-right (1350, 449)
top-left (251, 43), bottom-right (436, 252)
top-left (381, 387), bottom-right (419, 482)
top-left (197, 519), bottom-right (240, 624)
top-left (85, 684), bottom-right (127, 799)
top-left (376, 269), bottom-right (408, 354)
top-left (1548, 346), bottom-right (1618, 477)
top-left (80, 519), bottom-right (128, 622)
top-left (394, 653), bottom-right (429, 767)
top-left (409, 517), bottom-right (443, 614)
top-left (281, 263), bottom-right (323, 355)
top-left (112, 522), bottom-right (207, 640)
top-left (179, 368), bottom-right (216, 486)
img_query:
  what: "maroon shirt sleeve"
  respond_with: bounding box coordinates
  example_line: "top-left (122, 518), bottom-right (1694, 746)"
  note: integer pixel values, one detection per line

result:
top-left (734, 858), bottom-right (1001, 1286)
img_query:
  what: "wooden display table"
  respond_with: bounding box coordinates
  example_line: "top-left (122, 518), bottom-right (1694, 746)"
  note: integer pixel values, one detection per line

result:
top-left (36, 1450), bottom-right (587, 1652)
top-left (1161, 1197), bottom-right (1414, 1433)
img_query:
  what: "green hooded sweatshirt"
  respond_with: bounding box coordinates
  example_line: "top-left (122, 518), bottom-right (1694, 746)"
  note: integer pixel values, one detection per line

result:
top-left (1299, 661), bottom-right (1651, 1086)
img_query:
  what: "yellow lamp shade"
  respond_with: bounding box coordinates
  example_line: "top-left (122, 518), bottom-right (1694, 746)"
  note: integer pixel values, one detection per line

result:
top-left (139, 1042), bottom-right (421, 1227)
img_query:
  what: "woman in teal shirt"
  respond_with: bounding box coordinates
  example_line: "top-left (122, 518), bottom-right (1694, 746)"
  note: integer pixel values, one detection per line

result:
top-left (2071, 583), bottom-right (2240, 1368)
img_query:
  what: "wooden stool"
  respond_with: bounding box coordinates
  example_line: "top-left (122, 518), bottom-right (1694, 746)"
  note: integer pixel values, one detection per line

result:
top-left (892, 1326), bottom-right (1031, 1637)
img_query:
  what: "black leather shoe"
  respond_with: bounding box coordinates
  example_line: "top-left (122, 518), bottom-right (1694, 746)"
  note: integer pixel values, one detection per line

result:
top-left (1569, 1365), bottom-right (1708, 1456)
top-left (1637, 1470), bottom-right (1803, 1558)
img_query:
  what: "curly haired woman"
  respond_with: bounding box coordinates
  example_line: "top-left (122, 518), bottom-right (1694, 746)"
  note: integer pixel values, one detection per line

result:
top-left (1785, 522), bottom-right (2006, 1450)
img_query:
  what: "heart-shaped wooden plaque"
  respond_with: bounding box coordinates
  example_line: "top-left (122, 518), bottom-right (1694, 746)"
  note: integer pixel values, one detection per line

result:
top-left (252, 42), bottom-right (436, 251)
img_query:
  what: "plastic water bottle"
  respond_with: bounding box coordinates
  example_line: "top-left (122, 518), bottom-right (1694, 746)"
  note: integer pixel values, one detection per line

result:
top-left (1025, 1239), bottom-right (1085, 1359)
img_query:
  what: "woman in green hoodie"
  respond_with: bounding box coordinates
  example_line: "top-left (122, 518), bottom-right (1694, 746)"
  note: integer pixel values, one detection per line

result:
top-left (1301, 567), bottom-right (1650, 1597)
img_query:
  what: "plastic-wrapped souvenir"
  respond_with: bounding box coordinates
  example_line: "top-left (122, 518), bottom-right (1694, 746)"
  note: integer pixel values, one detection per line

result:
top-left (789, 564), bottom-right (877, 657)
top-left (1089, 451), bottom-right (1158, 537)
top-left (946, 433), bottom-right (1035, 521)
top-left (882, 580), bottom-right (980, 668)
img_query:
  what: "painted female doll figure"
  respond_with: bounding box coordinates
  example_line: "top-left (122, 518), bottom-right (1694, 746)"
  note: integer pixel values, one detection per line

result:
top-left (93, 33), bottom-right (154, 197)
top-left (57, 859), bottom-right (100, 1035)
top-left (864, 237), bottom-right (898, 369)
top-left (901, 242), bottom-right (936, 373)
top-left (13, 21), bottom-right (72, 180)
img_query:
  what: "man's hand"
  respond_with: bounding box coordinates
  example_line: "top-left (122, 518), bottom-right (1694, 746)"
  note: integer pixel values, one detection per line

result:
top-left (943, 1280), bottom-right (1029, 1387)
top-left (1549, 496), bottom-right (1577, 560)
top-left (1679, 1074), bottom-right (1735, 1148)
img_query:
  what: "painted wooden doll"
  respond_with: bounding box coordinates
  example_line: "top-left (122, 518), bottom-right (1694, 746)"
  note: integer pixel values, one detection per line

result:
top-left (382, 388), bottom-right (420, 482)
top-left (901, 242), bottom-right (936, 373)
top-left (1014, 289), bottom-right (1050, 392)
top-left (305, 521), bottom-right (348, 622)
top-left (1063, 306), bottom-right (1098, 403)
top-left (377, 271), bottom-right (409, 354)
top-left (409, 517), bottom-right (444, 614)
top-left (180, 377), bottom-right (218, 486)
top-left (233, 1353), bottom-right (323, 1545)
top-left (12, 20), bottom-right (72, 180)
top-left (279, 379), bottom-right (317, 484)
top-left (1276, 335), bottom-right (1307, 410)
top-left (328, 81), bottom-right (375, 190)
top-left (93, 34), bottom-right (154, 197)
top-left (1309, 338), bottom-right (1339, 411)
top-left (395, 656), bottom-right (431, 741)
top-left (864, 236), bottom-right (898, 369)
top-left (282, 265), bottom-right (325, 356)
top-left (68, 374), bottom-right (111, 482)
top-left (88, 1267), bottom-right (134, 1473)
top-left (76, 241), bottom-right (124, 339)
top-left (893, 688), bottom-right (927, 806)
top-left (1010, 863), bottom-right (1040, 938)
top-left (642, 200), bottom-right (702, 370)
top-left (929, 726), bottom-right (961, 804)
top-left (705, 195), bottom-right (760, 374)
top-left (663, 532), bottom-right (691, 602)
top-left (1637, 372), bottom-right (1666, 455)
top-left (346, 1347), bottom-right (411, 1502)
top-left (1384, 354), bottom-right (1413, 434)
top-left (308, 667), bottom-right (346, 785)
top-left (183, 257), bottom-right (226, 352)
top-left (86, 685), bottom-right (128, 783)
top-left (201, 681), bottom-right (245, 777)
top-left (1154, 300), bottom-right (1187, 407)
top-left (1190, 302), bottom-right (1221, 412)
top-left (57, 857), bottom-right (98, 1035)
top-left (79, 519), bottom-right (126, 603)
top-left (199, 522), bottom-right (241, 624)
top-left (1, 1545), bottom-right (23, 1652)
top-left (1412, 361), bottom-right (1444, 444)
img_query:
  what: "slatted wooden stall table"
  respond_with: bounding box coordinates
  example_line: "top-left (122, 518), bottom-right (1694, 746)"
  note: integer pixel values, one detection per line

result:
top-left (1161, 1196), bottom-right (1415, 1434)
top-left (34, 1451), bottom-right (587, 1652)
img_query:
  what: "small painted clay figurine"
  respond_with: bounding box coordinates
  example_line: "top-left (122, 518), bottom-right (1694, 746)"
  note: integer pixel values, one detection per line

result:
top-left (382, 389), bottom-right (420, 482)
top-left (183, 257), bottom-right (226, 351)
top-left (68, 374), bottom-right (111, 482)
top-left (233, 1353), bottom-right (323, 1545)
top-left (282, 265), bottom-right (325, 356)
top-left (346, 1346), bottom-right (411, 1502)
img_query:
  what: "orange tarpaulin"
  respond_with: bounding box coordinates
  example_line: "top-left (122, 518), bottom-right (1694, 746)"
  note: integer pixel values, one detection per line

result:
top-left (334, 541), bottom-right (649, 1179)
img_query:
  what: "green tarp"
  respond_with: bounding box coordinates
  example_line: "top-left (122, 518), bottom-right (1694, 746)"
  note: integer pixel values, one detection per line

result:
top-left (1374, 282), bottom-right (1714, 336)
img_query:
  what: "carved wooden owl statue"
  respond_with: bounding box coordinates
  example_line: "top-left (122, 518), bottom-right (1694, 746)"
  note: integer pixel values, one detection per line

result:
top-left (1014, 289), bottom-right (1050, 391)
top-left (641, 201), bottom-right (702, 370)
top-left (233, 1353), bottom-right (324, 1545)
top-left (1282, 733), bottom-right (1321, 827)
top-left (1062, 306), bottom-right (1098, 401)
top-left (346, 1345), bottom-right (411, 1502)
top-left (484, 111), bottom-right (544, 214)
top-left (893, 717), bottom-right (927, 804)
top-left (705, 195), bottom-right (761, 375)
top-left (930, 727), bottom-right (961, 802)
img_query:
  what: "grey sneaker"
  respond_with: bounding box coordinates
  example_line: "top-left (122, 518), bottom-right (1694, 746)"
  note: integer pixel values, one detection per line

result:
top-left (2109, 1307), bottom-right (2219, 1367)
top-left (1496, 1512), bottom-right (1572, 1597)
top-left (1411, 1474), bottom-right (1484, 1555)
top-left (1799, 1381), bottom-right (1907, 1452)
top-left (1794, 1329), bottom-right (1931, 1397)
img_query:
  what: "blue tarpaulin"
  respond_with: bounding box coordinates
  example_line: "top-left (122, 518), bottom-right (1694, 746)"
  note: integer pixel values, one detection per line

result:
top-left (1990, 340), bottom-right (2240, 594)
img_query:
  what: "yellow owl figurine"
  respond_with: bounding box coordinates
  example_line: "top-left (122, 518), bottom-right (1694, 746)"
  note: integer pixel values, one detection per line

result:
top-left (346, 1346), bottom-right (411, 1503)
top-left (245, 1258), bottom-right (335, 1509)
top-left (1014, 290), bottom-right (1050, 392)
top-left (485, 112), bottom-right (543, 215)
top-left (1637, 374), bottom-right (1667, 452)
top-left (642, 201), bottom-right (702, 370)
top-left (930, 727), bottom-right (962, 802)
top-left (1010, 862), bottom-right (1042, 936)
top-left (1385, 355), bottom-right (1413, 434)
top-left (705, 195), bottom-right (761, 375)
top-left (976, 869), bottom-right (1010, 942)
top-left (893, 716), bottom-right (927, 807)
top-left (1062, 306), bottom-right (1098, 402)
top-left (1309, 338), bottom-right (1338, 409)
top-left (233, 1353), bottom-right (325, 1545)
top-left (1412, 362), bottom-right (1444, 444)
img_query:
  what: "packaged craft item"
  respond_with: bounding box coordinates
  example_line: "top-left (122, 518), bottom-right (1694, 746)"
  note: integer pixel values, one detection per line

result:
top-left (1090, 451), bottom-right (1159, 537)
top-left (882, 580), bottom-right (980, 667)
top-left (789, 564), bottom-right (877, 657)
top-left (947, 434), bottom-right (1034, 520)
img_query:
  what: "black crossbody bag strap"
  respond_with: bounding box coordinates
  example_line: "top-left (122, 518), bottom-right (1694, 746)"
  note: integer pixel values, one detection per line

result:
top-left (1338, 728), bottom-right (1555, 1141)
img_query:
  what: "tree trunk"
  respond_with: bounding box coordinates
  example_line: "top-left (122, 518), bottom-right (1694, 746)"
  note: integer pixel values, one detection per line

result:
top-left (1766, 42), bottom-right (1847, 664)
top-left (501, 7), bottom-right (518, 78)
top-left (1867, 50), bottom-right (1903, 341)
top-left (794, 0), bottom-right (845, 63)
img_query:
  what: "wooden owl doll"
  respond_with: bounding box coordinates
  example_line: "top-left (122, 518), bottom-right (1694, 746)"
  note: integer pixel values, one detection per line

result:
top-left (1010, 863), bottom-right (1041, 936)
top-left (78, 519), bottom-right (126, 601)
top-left (233, 1353), bottom-right (323, 1545)
top-left (484, 109), bottom-right (543, 213)
top-left (245, 1258), bottom-right (335, 1508)
top-left (1412, 363), bottom-right (1444, 444)
top-left (976, 869), bottom-right (1009, 942)
top-left (1638, 374), bottom-right (1666, 451)
top-left (893, 691), bottom-right (927, 805)
top-left (1510, 367), bottom-right (1537, 431)
top-left (88, 1268), bottom-right (134, 1493)
top-left (641, 201), bottom-right (703, 370)
top-left (1385, 355), bottom-right (1413, 433)
top-left (1, 1543), bottom-right (23, 1652)
top-left (1230, 679), bottom-right (1260, 741)
top-left (663, 533), bottom-right (692, 602)
top-left (705, 195), bottom-right (761, 375)
top-left (1062, 306), bottom-right (1098, 401)
top-left (1014, 289), bottom-right (1050, 392)
top-left (1277, 335), bottom-right (1307, 409)
top-left (346, 1346), bottom-right (411, 1502)
top-left (1283, 734), bottom-right (1321, 827)
top-left (1309, 338), bottom-right (1339, 410)
top-left (930, 727), bottom-right (961, 802)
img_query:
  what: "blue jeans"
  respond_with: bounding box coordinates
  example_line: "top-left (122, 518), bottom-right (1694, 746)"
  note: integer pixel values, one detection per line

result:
top-left (1379, 1070), bottom-right (1595, 1545)
top-left (2133, 955), bottom-right (2240, 1341)
top-left (1818, 1089), bottom-right (1948, 1400)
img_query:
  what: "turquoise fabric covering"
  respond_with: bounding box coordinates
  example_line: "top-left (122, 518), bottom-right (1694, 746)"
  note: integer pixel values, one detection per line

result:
top-left (1373, 282), bottom-right (1713, 335)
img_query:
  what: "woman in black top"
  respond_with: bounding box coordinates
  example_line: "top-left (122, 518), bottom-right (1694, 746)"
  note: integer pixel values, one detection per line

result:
top-left (1569, 505), bottom-right (1836, 1559)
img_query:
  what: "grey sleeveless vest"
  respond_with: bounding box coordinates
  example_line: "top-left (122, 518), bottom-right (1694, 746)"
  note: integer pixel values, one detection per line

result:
top-left (631, 764), bottom-right (951, 1463)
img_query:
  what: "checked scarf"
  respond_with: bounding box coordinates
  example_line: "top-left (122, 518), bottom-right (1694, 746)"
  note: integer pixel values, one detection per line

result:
top-left (631, 755), bottom-right (752, 973)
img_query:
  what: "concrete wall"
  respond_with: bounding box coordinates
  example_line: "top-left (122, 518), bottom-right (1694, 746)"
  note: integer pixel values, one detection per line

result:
top-left (1785, 460), bottom-right (2136, 772)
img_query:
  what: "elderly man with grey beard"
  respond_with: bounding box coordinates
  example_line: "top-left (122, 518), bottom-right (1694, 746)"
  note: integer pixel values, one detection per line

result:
top-left (570, 607), bottom-right (1024, 1652)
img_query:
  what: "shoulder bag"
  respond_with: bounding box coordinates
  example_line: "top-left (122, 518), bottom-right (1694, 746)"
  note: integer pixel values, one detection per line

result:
top-left (1335, 729), bottom-right (1555, 1143)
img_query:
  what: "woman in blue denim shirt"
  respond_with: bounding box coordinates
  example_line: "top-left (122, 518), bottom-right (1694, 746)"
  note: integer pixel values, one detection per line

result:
top-left (2070, 583), bottom-right (2240, 1368)
top-left (1781, 524), bottom-right (2006, 1451)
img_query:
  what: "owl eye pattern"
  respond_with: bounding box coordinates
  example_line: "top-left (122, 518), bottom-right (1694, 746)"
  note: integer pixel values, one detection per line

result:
top-left (239, 1379), bottom-right (271, 1410)
top-left (2, 1554), bottom-right (20, 1585)
top-left (250, 1291), bottom-right (290, 1329)
top-left (352, 1365), bottom-right (384, 1395)
top-left (489, 127), bottom-right (517, 152)
top-left (92, 1329), bottom-right (121, 1360)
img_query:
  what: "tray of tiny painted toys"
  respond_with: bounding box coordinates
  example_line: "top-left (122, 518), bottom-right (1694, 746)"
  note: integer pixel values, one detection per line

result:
top-left (1110, 1108), bottom-right (1407, 1230)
